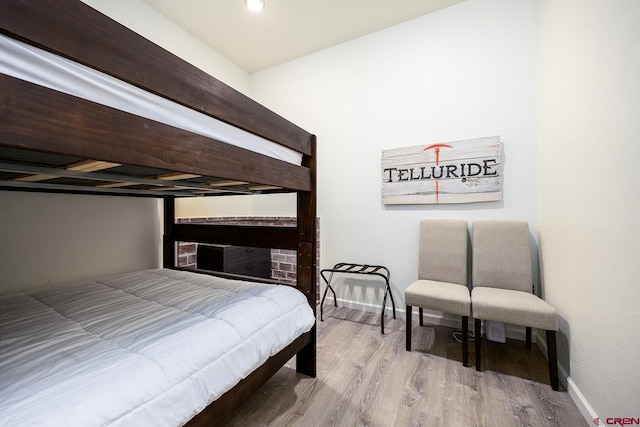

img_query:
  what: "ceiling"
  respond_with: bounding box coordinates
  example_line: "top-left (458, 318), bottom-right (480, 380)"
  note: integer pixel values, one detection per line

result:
top-left (141, 0), bottom-right (464, 73)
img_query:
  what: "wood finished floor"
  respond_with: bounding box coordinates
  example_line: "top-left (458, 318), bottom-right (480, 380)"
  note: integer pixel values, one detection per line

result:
top-left (221, 306), bottom-right (587, 427)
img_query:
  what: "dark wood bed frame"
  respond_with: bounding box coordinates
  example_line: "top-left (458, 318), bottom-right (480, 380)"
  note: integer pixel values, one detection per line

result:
top-left (0, 0), bottom-right (317, 425)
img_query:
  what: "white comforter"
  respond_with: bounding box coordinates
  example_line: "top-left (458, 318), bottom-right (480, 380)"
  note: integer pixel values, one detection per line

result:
top-left (0, 269), bottom-right (315, 427)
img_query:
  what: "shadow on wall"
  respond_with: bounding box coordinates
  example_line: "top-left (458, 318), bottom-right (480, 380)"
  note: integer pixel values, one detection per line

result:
top-left (557, 316), bottom-right (571, 379)
top-left (537, 233), bottom-right (571, 381)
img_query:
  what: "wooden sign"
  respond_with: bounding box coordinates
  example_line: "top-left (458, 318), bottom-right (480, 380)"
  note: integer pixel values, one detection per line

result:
top-left (381, 136), bottom-right (502, 205)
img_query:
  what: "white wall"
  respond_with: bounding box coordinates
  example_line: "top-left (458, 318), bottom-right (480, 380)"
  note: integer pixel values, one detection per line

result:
top-left (0, 191), bottom-right (161, 294)
top-left (537, 0), bottom-right (640, 421)
top-left (177, 193), bottom-right (296, 219)
top-left (251, 0), bottom-right (538, 312)
top-left (80, 0), bottom-right (250, 93)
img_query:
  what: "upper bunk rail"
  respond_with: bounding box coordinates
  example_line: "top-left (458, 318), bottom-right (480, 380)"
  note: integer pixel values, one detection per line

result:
top-left (0, 0), bottom-right (313, 156)
top-left (0, 74), bottom-right (312, 192)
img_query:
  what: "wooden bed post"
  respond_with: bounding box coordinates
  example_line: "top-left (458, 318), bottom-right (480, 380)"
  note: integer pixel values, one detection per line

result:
top-left (296, 135), bottom-right (317, 378)
top-left (163, 196), bottom-right (176, 269)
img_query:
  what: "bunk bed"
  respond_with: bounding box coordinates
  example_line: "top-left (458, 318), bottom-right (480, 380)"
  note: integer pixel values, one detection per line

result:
top-left (0, 1), bottom-right (317, 426)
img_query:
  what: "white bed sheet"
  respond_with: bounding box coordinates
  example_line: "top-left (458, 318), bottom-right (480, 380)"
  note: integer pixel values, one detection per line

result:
top-left (0, 269), bottom-right (315, 427)
top-left (0, 34), bottom-right (303, 166)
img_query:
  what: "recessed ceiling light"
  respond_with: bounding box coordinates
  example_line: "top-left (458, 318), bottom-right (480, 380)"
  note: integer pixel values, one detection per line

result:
top-left (245, 0), bottom-right (265, 12)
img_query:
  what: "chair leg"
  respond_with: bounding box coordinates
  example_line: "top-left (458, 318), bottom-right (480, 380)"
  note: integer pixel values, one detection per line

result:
top-left (406, 305), bottom-right (412, 351)
top-left (475, 318), bottom-right (482, 371)
top-left (419, 307), bottom-right (424, 326)
top-left (462, 316), bottom-right (469, 367)
top-left (526, 326), bottom-right (532, 349)
top-left (546, 330), bottom-right (559, 391)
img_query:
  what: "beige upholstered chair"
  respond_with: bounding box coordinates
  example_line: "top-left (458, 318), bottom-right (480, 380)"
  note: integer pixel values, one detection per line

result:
top-left (471, 220), bottom-right (559, 390)
top-left (405, 219), bottom-right (471, 366)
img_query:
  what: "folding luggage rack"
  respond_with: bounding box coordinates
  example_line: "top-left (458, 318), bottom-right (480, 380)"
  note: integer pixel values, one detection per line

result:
top-left (320, 262), bottom-right (396, 334)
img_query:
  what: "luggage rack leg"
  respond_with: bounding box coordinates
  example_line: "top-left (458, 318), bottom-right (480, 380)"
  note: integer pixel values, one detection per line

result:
top-left (380, 268), bottom-right (396, 334)
top-left (320, 269), bottom-right (337, 321)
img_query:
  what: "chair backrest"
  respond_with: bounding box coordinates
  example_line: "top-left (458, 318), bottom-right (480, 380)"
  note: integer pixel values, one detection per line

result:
top-left (472, 220), bottom-right (532, 292)
top-left (418, 219), bottom-right (468, 286)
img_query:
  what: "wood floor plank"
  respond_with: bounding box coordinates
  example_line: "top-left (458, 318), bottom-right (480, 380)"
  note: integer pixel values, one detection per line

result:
top-left (221, 306), bottom-right (587, 427)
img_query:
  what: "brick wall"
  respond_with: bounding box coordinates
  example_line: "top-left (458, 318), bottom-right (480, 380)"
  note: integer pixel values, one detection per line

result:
top-left (176, 217), bottom-right (320, 291)
top-left (178, 242), bottom-right (197, 268)
top-left (271, 248), bottom-right (298, 283)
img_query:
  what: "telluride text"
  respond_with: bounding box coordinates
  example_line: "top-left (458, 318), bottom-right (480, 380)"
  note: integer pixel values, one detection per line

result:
top-left (383, 159), bottom-right (498, 183)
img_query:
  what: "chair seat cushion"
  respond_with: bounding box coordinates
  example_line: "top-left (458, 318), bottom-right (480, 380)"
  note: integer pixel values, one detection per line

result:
top-left (405, 280), bottom-right (471, 317)
top-left (471, 287), bottom-right (558, 331)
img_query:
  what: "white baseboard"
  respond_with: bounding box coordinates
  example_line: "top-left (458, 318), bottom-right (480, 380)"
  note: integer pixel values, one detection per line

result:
top-left (567, 377), bottom-right (600, 425)
top-left (325, 298), bottom-right (598, 427)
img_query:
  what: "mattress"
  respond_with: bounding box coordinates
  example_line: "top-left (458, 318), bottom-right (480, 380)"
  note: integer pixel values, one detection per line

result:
top-left (0, 269), bottom-right (315, 427)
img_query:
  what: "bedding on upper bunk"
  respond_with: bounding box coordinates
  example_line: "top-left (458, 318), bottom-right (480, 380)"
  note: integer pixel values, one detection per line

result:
top-left (0, 33), bottom-right (303, 165)
top-left (0, 269), bottom-right (315, 427)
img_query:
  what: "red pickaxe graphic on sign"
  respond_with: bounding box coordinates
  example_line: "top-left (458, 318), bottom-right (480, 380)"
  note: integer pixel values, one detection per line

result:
top-left (423, 143), bottom-right (452, 203)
